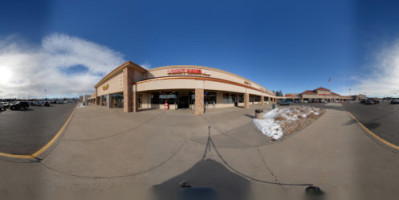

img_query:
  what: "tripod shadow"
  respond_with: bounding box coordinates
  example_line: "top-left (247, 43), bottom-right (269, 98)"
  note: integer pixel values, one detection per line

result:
top-left (152, 126), bottom-right (323, 200)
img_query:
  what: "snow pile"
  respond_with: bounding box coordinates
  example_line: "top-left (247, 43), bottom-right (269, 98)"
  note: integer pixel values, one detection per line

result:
top-left (76, 103), bottom-right (86, 108)
top-left (253, 106), bottom-right (321, 140)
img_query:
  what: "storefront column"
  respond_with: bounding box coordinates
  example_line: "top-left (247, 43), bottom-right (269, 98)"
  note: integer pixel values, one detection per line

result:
top-left (261, 96), bottom-right (264, 105)
top-left (244, 93), bottom-right (249, 109)
top-left (195, 88), bottom-right (204, 115)
top-left (123, 68), bottom-right (135, 112)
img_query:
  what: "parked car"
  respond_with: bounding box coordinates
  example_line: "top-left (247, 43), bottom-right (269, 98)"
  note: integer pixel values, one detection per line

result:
top-left (277, 99), bottom-right (293, 106)
top-left (43, 101), bottom-right (50, 107)
top-left (364, 100), bottom-right (374, 105)
top-left (0, 102), bottom-right (9, 110)
top-left (10, 101), bottom-right (30, 110)
top-left (360, 99), bottom-right (366, 104)
top-left (369, 98), bottom-right (380, 104)
top-left (390, 98), bottom-right (399, 104)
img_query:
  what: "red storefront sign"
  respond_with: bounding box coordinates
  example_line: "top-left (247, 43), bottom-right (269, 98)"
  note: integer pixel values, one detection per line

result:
top-left (167, 68), bottom-right (210, 76)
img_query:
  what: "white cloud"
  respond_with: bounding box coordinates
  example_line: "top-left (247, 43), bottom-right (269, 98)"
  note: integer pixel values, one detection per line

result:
top-left (352, 39), bottom-right (399, 97)
top-left (139, 62), bottom-right (151, 69)
top-left (0, 34), bottom-right (124, 98)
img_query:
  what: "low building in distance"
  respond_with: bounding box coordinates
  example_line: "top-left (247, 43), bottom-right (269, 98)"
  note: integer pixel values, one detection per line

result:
top-left (285, 87), bottom-right (352, 102)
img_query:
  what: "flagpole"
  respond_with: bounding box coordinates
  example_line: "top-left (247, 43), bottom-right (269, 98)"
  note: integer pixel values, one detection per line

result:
top-left (329, 77), bottom-right (331, 102)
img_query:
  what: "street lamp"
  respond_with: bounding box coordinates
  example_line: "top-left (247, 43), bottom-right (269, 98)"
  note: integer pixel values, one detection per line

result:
top-left (44, 89), bottom-right (47, 100)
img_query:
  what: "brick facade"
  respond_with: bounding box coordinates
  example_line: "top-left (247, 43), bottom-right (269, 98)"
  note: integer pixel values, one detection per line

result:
top-left (123, 68), bottom-right (135, 112)
top-left (195, 88), bottom-right (204, 115)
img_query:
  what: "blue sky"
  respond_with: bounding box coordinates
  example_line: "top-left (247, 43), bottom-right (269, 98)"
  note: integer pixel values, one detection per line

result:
top-left (1, 0), bottom-right (399, 97)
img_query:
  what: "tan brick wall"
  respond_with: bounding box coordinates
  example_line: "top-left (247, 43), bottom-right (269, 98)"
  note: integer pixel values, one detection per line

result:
top-left (123, 68), bottom-right (135, 112)
top-left (195, 88), bottom-right (204, 115)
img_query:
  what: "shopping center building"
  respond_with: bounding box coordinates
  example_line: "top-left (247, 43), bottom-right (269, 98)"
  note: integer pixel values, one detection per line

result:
top-left (285, 87), bottom-right (352, 102)
top-left (88, 61), bottom-right (276, 115)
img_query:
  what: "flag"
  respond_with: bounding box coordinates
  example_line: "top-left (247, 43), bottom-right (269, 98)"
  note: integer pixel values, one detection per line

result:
top-left (328, 77), bottom-right (332, 83)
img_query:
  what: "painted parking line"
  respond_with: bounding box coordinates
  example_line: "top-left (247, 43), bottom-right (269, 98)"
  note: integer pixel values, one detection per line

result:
top-left (32, 108), bottom-right (76, 157)
top-left (0, 107), bottom-right (76, 160)
top-left (0, 152), bottom-right (35, 159)
top-left (348, 111), bottom-right (399, 150)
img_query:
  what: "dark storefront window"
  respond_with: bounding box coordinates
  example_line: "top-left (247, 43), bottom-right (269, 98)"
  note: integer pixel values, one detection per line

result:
top-left (151, 92), bottom-right (176, 104)
top-left (223, 93), bottom-right (233, 103)
top-left (110, 93), bottom-right (123, 108)
top-left (101, 95), bottom-right (107, 106)
top-left (151, 93), bottom-right (159, 104)
top-left (191, 93), bottom-right (195, 105)
top-left (238, 94), bottom-right (244, 103)
top-left (204, 92), bottom-right (216, 105)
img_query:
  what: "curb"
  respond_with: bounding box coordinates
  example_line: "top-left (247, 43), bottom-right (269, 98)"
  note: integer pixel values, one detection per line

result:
top-left (347, 111), bottom-right (399, 151)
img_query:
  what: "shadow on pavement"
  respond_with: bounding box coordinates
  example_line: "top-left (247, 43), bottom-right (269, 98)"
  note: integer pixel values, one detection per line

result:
top-left (362, 122), bottom-right (380, 131)
top-left (8, 108), bottom-right (34, 112)
top-left (153, 126), bottom-right (322, 200)
top-left (244, 114), bottom-right (254, 119)
top-left (152, 159), bottom-right (250, 200)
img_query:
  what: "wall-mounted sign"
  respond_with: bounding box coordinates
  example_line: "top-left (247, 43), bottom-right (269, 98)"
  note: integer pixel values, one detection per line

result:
top-left (102, 84), bottom-right (109, 91)
top-left (167, 68), bottom-right (211, 76)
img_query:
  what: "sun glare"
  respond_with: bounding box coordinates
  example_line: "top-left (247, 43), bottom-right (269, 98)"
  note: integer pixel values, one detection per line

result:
top-left (0, 66), bottom-right (12, 85)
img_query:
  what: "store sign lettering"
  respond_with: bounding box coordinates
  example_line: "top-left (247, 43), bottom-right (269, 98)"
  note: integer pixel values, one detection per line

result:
top-left (167, 69), bottom-right (211, 76)
top-left (102, 84), bottom-right (109, 91)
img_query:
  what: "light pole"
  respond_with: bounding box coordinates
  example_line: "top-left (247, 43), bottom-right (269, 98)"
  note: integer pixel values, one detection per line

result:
top-left (44, 89), bottom-right (47, 100)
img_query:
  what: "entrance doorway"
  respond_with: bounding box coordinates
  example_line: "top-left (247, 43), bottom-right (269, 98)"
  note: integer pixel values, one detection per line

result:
top-left (177, 91), bottom-right (190, 109)
top-left (178, 96), bottom-right (189, 108)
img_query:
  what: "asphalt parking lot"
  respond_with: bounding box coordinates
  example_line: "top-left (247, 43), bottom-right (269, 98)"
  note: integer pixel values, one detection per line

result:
top-left (289, 101), bottom-right (399, 146)
top-left (0, 103), bottom-right (76, 155)
top-left (343, 101), bottom-right (399, 146)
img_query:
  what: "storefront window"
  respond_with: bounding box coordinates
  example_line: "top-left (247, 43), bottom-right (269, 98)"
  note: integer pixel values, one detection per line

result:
top-left (190, 93), bottom-right (195, 105)
top-left (101, 95), bottom-right (107, 106)
top-left (151, 93), bottom-right (159, 104)
top-left (238, 94), bottom-right (244, 103)
top-left (204, 92), bottom-right (216, 105)
top-left (223, 93), bottom-right (233, 104)
top-left (151, 92), bottom-right (176, 104)
top-left (110, 93), bottom-right (123, 108)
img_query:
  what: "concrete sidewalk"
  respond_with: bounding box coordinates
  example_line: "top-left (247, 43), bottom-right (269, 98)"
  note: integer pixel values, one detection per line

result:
top-left (0, 104), bottom-right (398, 200)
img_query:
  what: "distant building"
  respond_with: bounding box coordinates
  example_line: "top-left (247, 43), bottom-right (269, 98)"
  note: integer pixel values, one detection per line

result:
top-left (285, 87), bottom-right (352, 102)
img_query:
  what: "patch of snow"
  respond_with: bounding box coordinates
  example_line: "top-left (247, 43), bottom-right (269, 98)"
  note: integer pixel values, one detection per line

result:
top-left (253, 106), bottom-right (321, 140)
